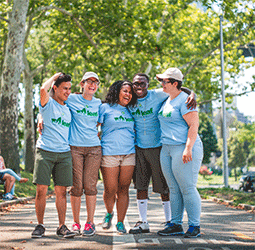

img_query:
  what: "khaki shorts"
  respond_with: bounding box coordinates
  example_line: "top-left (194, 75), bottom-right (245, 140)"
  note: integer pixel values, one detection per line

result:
top-left (33, 148), bottom-right (73, 186)
top-left (69, 146), bottom-right (102, 196)
top-left (101, 153), bottom-right (135, 168)
top-left (133, 146), bottom-right (169, 194)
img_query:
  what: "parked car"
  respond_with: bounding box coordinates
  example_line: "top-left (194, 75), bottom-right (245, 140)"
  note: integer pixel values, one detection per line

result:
top-left (239, 172), bottom-right (255, 192)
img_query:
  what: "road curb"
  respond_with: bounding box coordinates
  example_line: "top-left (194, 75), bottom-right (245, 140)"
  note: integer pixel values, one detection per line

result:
top-left (0, 196), bottom-right (34, 210)
top-left (210, 196), bottom-right (255, 212)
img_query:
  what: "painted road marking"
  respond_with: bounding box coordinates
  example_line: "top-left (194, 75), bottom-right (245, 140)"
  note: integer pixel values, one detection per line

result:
top-left (231, 232), bottom-right (254, 241)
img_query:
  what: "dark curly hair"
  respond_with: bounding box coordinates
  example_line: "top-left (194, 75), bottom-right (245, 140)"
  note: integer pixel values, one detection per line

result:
top-left (54, 73), bottom-right (72, 87)
top-left (104, 80), bottom-right (137, 107)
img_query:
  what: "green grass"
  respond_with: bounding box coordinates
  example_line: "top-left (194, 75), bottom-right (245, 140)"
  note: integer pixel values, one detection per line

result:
top-left (198, 187), bottom-right (255, 206)
top-left (0, 171), bottom-right (54, 201)
top-left (197, 174), bottom-right (240, 186)
top-left (197, 174), bottom-right (255, 207)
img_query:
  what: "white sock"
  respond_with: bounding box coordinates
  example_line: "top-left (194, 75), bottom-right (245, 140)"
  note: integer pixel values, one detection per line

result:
top-left (137, 199), bottom-right (148, 223)
top-left (162, 201), bottom-right (171, 222)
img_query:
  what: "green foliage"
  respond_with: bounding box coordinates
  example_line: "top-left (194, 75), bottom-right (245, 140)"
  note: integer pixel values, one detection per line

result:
top-left (217, 121), bottom-right (255, 171)
top-left (5, 171), bottom-right (54, 198)
top-left (1, 0), bottom-right (254, 166)
top-left (198, 187), bottom-right (255, 206)
top-left (199, 113), bottom-right (218, 163)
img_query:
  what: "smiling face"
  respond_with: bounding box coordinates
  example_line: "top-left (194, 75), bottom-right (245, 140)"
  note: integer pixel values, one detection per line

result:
top-left (118, 84), bottom-right (133, 107)
top-left (132, 75), bottom-right (149, 99)
top-left (53, 81), bottom-right (72, 104)
top-left (81, 77), bottom-right (99, 96)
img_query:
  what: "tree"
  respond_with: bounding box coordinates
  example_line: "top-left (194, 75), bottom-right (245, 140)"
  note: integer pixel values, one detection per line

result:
top-left (199, 113), bottom-right (218, 163)
top-left (217, 121), bottom-right (255, 179)
top-left (0, 0), bottom-right (29, 172)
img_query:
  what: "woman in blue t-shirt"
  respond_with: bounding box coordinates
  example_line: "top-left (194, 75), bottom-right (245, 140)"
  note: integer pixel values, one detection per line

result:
top-left (98, 80), bottom-right (137, 234)
top-left (156, 68), bottom-right (203, 238)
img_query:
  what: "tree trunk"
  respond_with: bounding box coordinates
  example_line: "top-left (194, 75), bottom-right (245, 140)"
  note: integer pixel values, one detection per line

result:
top-left (0, 0), bottom-right (29, 172)
top-left (23, 73), bottom-right (35, 173)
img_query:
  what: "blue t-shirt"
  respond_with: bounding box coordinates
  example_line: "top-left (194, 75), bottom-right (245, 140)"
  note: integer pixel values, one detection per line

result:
top-left (36, 97), bottom-right (71, 152)
top-left (129, 89), bottom-right (168, 148)
top-left (158, 91), bottom-right (201, 145)
top-left (66, 94), bottom-right (101, 147)
top-left (98, 103), bottom-right (135, 156)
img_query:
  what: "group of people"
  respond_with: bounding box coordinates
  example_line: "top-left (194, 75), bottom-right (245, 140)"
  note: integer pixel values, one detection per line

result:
top-left (31, 67), bottom-right (203, 239)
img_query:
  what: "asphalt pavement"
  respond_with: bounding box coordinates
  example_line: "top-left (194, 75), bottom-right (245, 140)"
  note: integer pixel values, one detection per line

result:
top-left (0, 182), bottom-right (254, 250)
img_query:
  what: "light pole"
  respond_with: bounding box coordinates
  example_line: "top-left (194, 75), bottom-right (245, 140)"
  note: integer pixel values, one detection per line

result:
top-left (220, 14), bottom-right (229, 187)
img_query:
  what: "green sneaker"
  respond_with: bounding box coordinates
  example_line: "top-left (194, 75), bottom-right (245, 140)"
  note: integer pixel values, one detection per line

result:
top-left (116, 222), bottom-right (126, 234)
top-left (102, 212), bottom-right (114, 229)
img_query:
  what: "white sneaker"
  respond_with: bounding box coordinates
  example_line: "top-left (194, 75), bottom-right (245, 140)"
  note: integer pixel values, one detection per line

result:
top-left (3, 193), bottom-right (14, 201)
top-left (129, 221), bottom-right (150, 234)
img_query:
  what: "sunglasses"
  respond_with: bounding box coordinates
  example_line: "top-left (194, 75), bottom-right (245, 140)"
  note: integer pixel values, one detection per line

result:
top-left (160, 79), bottom-right (172, 85)
top-left (133, 81), bottom-right (147, 87)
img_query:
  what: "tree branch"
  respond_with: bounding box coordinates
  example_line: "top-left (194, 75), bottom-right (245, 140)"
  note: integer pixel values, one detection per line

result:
top-left (32, 6), bottom-right (98, 49)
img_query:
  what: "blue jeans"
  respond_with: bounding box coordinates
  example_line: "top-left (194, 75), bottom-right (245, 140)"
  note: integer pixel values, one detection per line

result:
top-left (0, 169), bottom-right (21, 195)
top-left (160, 140), bottom-right (203, 226)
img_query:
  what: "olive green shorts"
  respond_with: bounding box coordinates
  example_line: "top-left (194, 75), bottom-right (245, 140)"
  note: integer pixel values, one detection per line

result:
top-left (33, 148), bottom-right (73, 186)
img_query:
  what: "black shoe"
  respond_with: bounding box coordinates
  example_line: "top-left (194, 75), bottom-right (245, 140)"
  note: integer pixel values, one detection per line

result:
top-left (56, 224), bottom-right (75, 238)
top-left (31, 224), bottom-right (45, 238)
top-left (157, 222), bottom-right (184, 236)
top-left (184, 225), bottom-right (201, 238)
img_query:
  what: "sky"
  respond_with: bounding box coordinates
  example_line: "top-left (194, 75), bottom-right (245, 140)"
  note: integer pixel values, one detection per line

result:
top-left (236, 66), bottom-right (255, 117)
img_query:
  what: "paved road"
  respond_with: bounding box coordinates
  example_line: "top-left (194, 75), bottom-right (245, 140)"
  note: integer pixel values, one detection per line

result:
top-left (0, 182), bottom-right (254, 250)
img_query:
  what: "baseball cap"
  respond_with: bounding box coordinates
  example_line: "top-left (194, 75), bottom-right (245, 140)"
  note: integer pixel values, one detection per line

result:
top-left (82, 72), bottom-right (100, 82)
top-left (156, 68), bottom-right (183, 82)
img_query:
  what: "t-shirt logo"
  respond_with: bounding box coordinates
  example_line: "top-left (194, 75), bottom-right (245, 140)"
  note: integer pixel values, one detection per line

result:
top-left (51, 117), bottom-right (71, 127)
top-left (158, 110), bottom-right (172, 117)
top-left (76, 107), bottom-right (98, 117)
top-left (114, 115), bottom-right (134, 122)
top-left (132, 107), bottom-right (153, 116)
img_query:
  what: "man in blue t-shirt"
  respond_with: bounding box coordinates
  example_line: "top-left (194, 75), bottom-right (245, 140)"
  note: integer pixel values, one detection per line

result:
top-left (31, 73), bottom-right (75, 239)
top-left (129, 73), bottom-right (196, 234)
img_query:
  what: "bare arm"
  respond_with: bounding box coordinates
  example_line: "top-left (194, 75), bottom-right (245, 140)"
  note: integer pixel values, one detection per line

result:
top-left (181, 87), bottom-right (197, 109)
top-left (40, 72), bottom-right (62, 107)
top-left (37, 113), bottom-right (43, 135)
top-left (0, 156), bottom-right (6, 169)
top-left (182, 111), bottom-right (199, 164)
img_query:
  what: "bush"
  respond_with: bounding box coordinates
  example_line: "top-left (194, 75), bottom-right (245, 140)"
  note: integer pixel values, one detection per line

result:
top-left (199, 165), bottom-right (213, 179)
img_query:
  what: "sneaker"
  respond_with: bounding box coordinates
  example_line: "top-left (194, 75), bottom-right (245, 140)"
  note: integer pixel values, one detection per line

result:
top-left (129, 221), bottom-right (150, 234)
top-left (56, 224), bottom-right (75, 238)
top-left (31, 224), bottom-right (45, 238)
top-left (116, 222), bottom-right (126, 234)
top-left (72, 223), bottom-right (81, 235)
top-left (102, 212), bottom-right (114, 229)
top-left (184, 225), bottom-right (201, 238)
top-left (82, 222), bottom-right (96, 236)
top-left (157, 222), bottom-right (184, 236)
top-left (2, 192), bottom-right (14, 201)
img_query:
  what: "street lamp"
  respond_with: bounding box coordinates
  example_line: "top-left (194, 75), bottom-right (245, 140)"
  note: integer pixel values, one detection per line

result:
top-left (220, 14), bottom-right (229, 187)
